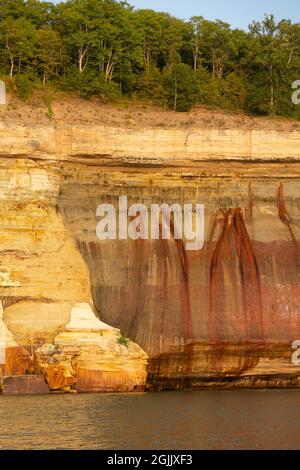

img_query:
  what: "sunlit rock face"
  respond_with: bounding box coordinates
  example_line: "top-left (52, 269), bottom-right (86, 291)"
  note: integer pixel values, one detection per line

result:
top-left (59, 174), bottom-right (300, 389)
top-left (0, 301), bottom-right (32, 380)
top-left (0, 146), bottom-right (148, 393)
top-left (35, 303), bottom-right (148, 393)
top-left (1, 121), bottom-right (300, 389)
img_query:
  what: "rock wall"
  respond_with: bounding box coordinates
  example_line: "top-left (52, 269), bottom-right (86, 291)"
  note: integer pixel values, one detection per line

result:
top-left (0, 120), bottom-right (300, 390)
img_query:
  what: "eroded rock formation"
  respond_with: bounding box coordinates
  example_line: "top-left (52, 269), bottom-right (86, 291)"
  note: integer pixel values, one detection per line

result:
top-left (35, 303), bottom-right (148, 392)
top-left (0, 116), bottom-right (300, 390)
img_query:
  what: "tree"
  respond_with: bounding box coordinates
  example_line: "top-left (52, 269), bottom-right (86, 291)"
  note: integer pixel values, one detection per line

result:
top-left (247, 14), bottom-right (298, 114)
top-left (133, 9), bottom-right (166, 72)
top-left (0, 0), bottom-right (53, 26)
top-left (36, 26), bottom-right (65, 84)
top-left (0, 0), bottom-right (298, 118)
top-left (189, 16), bottom-right (204, 71)
top-left (0, 0), bottom-right (25, 20)
top-left (137, 66), bottom-right (165, 103)
top-left (194, 66), bottom-right (221, 106)
top-left (160, 15), bottom-right (187, 70)
top-left (199, 20), bottom-right (237, 81)
top-left (162, 63), bottom-right (198, 112)
top-left (221, 72), bottom-right (246, 110)
top-left (56, 0), bottom-right (99, 74)
top-left (0, 17), bottom-right (36, 78)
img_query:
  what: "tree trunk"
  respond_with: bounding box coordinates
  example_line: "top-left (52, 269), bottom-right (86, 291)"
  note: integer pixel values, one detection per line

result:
top-left (78, 44), bottom-right (88, 73)
top-left (9, 59), bottom-right (14, 79)
top-left (144, 42), bottom-right (151, 71)
top-left (270, 83), bottom-right (274, 111)
top-left (105, 49), bottom-right (115, 83)
top-left (288, 48), bottom-right (294, 65)
top-left (193, 46), bottom-right (199, 71)
top-left (174, 77), bottom-right (178, 111)
top-left (269, 64), bottom-right (274, 112)
top-left (5, 38), bottom-right (14, 78)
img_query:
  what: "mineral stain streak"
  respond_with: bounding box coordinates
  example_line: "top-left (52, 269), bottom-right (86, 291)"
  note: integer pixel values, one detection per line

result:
top-left (208, 207), bottom-right (263, 375)
top-left (168, 216), bottom-right (193, 376)
top-left (247, 181), bottom-right (254, 220)
top-left (277, 182), bottom-right (300, 266)
top-left (168, 216), bottom-right (193, 341)
top-left (209, 208), bottom-right (263, 341)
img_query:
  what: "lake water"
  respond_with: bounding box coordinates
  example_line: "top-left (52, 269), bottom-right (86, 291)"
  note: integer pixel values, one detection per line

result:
top-left (0, 390), bottom-right (299, 450)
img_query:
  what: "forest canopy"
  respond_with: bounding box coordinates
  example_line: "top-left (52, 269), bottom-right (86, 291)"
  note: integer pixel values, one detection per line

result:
top-left (0, 0), bottom-right (300, 117)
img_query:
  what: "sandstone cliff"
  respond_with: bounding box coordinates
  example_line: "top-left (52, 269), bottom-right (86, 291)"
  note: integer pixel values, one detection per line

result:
top-left (0, 101), bottom-right (300, 391)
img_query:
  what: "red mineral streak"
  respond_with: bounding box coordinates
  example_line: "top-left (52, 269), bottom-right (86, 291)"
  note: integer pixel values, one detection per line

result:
top-left (168, 216), bottom-right (194, 375)
top-left (75, 368), bottom-right (145, 393)
top-left (234, 208), bottom-right (264, 340)
top-left (209, 208), bottom-right (264, 343)
top-left (247, 182), bottom-right (254, 220)
top-left (1, 375), bottom-right (49, 395)
top-left (128, 215), bottom-right (147, 342)
top-left (168, 217), bottom-right (193, 342)
top-left (0, 347), bottom-right (32, 377)
top-left (277, 182), bottom-right (300, 266)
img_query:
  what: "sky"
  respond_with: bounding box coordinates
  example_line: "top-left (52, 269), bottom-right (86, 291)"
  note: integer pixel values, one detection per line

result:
top-left (51, 0), bottom-right (300, 30)
top-left (129, 0), bottom-right (300, 30)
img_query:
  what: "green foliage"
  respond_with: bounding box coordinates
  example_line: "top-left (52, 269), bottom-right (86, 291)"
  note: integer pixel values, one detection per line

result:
top-left (245, 70), bottom-right (272, 115)
top-left (0, 2), bottom-right (299, 117)
top-left (137, 66), bottom-right (165, 104)
top-left (162, 63), bottom-right (198, 112)
top-left (98, 78), bottom-right (121, 103)
top-left (117, 335), bottom-right (129, 348)
top-left (14, 73), bottom-right (35, 100)
top-left (62, 67), bottom-right (101, 98)
top-left (36, 26), bottom-right (65, 85)
top-left (195, 67), bottom-right (221, 106)
top-left (43, 95), bottom-right (54, 119)
top-left (60, 67), bottom-right (121, 101)
top-left (221, 73), bottom-right (246, 110)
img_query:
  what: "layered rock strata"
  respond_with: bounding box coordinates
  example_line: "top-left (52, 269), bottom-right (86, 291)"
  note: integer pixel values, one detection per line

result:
top-left (0, 118), bottom-right (300, 389)
top-left (35, 303), bottom-right (148, 392)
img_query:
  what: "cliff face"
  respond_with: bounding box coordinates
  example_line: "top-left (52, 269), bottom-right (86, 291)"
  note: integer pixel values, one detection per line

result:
top-left (0, 117), bottom-right (300, 390)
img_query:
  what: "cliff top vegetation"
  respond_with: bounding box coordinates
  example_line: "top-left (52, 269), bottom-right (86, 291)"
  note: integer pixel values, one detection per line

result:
top-left (0, 0), bottom-right (300, 120)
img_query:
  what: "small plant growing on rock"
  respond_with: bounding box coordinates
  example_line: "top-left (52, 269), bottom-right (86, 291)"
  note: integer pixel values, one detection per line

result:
top-left (44, 97), bottom-right (54, 119)
top-left (117, 335), bottom-right (129, 348)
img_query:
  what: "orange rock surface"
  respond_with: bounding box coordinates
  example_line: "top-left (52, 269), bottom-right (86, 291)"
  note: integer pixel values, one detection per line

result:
top-left (0, 108), bottom-right (299, 389)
